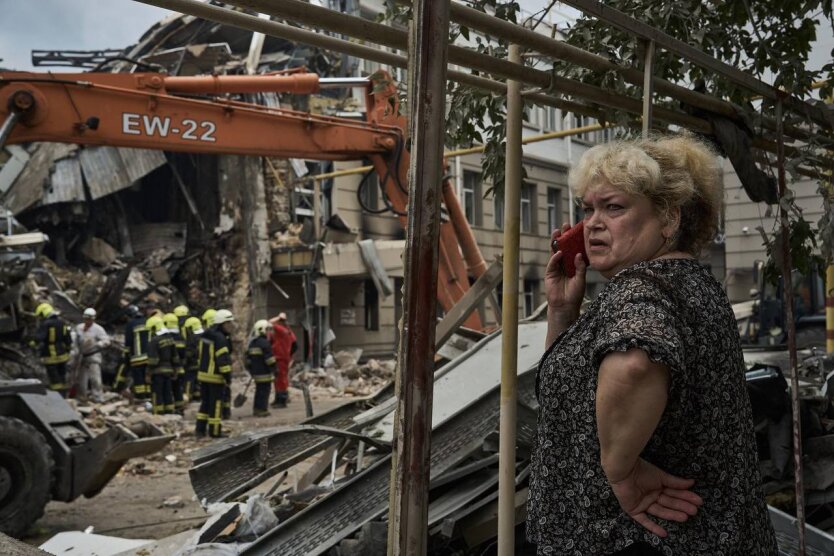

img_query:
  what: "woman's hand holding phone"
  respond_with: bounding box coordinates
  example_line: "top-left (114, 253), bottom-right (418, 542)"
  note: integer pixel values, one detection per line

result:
top-left (545, 223), bottom-right (588, 334)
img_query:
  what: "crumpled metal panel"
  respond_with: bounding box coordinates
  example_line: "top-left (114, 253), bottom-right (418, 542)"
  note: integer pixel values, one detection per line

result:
top-left (189, 398), bottom-right (373, 504)
top-left (1, 143), bottom-right (76, 215)
top-left (242, 370), bottom-right (537, 556)
top-left (79, 146), bottom-right (165, 200)
top-left (43, 157), bottom-right (85, 205)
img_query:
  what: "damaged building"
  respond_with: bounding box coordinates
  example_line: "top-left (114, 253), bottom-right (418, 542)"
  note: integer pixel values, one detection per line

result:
top-left (0, 3), bottom-right (608, 365)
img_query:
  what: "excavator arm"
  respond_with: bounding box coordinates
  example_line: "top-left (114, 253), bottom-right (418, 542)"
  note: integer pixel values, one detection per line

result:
top-left (0, 70), bottom-right (485, 330)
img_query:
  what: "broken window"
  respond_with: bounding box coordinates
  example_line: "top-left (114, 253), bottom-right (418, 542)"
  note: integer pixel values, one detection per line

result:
top-left (523, 279), bottom-right (539, 317)
top-left (364, 279), bottom-right (379, 331)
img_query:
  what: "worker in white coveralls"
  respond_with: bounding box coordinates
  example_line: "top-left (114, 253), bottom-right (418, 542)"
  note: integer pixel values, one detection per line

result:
top-left (73, 308), bottom-right (111, 402)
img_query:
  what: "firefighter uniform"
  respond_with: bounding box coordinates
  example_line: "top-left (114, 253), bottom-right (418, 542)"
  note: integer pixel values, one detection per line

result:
top-left (195, 310), bottom-right (234, 438)
top-left (124, 316), bottom-right (151, 399)
top-left (164, 313), bottom-right (187, 414)
top-left (174, 305), bottom-right (190, 337)
top-left (182, 317), bottom-right (203, 402)
top-left (147, 316), bottom-right (179, 415)
top-left (246, 321), bottom-right (276, 417)
top-left (34, 308), bottom-right (72, 396)
top-left (113, 347), bottom-right (129, 392)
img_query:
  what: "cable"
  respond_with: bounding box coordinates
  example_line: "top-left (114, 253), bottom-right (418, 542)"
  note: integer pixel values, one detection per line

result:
top-left (356, 170), bottom-right (392, 214)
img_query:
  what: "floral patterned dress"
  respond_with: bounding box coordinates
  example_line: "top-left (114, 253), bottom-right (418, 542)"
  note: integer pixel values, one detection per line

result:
top-left (527, 258), bottom-right (777, 555)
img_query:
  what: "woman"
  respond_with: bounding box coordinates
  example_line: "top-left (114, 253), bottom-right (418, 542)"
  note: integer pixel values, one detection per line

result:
top-left (527, 135), bottom-right (777, 555)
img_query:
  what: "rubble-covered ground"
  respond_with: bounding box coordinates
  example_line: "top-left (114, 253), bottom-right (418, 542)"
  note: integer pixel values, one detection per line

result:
top-left (22, 356), bottom-right (394, 547)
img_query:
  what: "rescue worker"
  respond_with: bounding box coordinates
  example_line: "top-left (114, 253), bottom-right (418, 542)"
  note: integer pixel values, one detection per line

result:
top-left (246, 320), bottom-right (277, 417)
top-left (124, 304), bottom-right (152, 400)
top-left (174, 305), bottom-right (190, 337)
top-left (196, 309), bottom-right (234, 438)
top-left (201, 308), bottom-right (216, 328)
top-left (201, 307), bottom-right (230, 417)
top-left (269, 312), bottom-right (297, 408)
top-left (113, 305), bottom-right (139, 393)
top-left (33, 303), bottom-right (72, 396)
top-left (164, 312), bottom-right (187, 414)
top-left (146, 314), bottom-right (179, 415)
top-left (74, 308), bottom-right (110, 402)
top-left (182, 316), bottom-right (204, 402)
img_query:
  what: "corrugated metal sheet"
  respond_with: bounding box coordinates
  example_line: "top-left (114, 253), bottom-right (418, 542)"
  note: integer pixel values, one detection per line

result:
top-left (79, 146), bottom-right (165, 200)
top-left (43, 157), bottom-right (85, 205)
top-left (0, 143), bottom-right (77, 215)
top-left (118, 147), bottom-right (167, 183)
top-left (129, 222), bottom-right (187, 258)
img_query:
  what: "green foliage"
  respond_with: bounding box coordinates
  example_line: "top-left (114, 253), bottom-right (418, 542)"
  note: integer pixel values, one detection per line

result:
top-left (562, 1), bottom-right (834, 267)
top-left (759, 197), bottom-right (825, 286)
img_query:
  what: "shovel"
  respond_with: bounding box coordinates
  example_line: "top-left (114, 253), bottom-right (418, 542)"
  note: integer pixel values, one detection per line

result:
top-left (233, 377), bottom-right (253, 408)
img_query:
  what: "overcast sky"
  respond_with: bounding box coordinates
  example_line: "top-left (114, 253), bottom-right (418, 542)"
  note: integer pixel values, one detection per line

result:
top-left (1, 1), bottom-right (831, 78)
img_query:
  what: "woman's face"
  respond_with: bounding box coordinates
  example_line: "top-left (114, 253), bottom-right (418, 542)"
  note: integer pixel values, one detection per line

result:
top-left (581, 184), bottom-right (672, 279)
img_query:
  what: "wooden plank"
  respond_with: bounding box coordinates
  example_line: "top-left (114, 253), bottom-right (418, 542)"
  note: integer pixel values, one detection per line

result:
top-left (435, 257), bottom-right (503, 348)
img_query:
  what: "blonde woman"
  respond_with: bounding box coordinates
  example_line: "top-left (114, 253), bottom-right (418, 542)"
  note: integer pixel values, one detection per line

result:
top-left (527, 135), bottom-right (777, 555)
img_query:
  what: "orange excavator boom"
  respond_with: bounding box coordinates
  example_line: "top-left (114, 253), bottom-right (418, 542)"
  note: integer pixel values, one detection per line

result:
top-left (0, 70), bottom-right (486, 330)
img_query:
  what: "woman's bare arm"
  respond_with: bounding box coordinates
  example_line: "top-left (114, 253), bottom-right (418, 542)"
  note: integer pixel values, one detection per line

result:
top-left (597, 348), bottom-right (669, 480)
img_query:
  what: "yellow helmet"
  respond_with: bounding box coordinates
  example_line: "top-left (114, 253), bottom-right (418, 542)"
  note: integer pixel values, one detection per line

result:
top-left (163, 313), bottom-right (179, 331)
top-left (202, 308), bottom-right (216, 327)
top-left (35, 303), bottom-right (54, 318)
top-left (173, 305), bottom-right (189, 317)
top-left (146, 315), bottom-right (164, 334)
top-left (183, 316), bottom-right (203, 333)
top-left (253, 319), bottom-right (270, 336)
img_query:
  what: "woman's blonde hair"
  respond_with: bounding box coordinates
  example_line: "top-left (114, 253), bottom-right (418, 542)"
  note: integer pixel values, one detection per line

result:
top-left (568, 133), bottom-right (723, 255)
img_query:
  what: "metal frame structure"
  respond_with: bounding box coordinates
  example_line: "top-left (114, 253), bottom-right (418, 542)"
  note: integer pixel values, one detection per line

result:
top-left (119, 1), bottom-right (834, 553)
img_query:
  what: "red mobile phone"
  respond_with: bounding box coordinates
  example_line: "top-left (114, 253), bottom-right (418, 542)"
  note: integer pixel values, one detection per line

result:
top-left (552, 222), bottom-right (589, 278)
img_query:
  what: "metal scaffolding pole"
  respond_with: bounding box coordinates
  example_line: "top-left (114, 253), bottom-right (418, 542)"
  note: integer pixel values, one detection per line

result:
top-left (497, 43), bottom-right (523, 555)
top-left (777, 99), bottom-right (806, 555)
top-left (386, 0), bottom-right (450, 553)
top-left (133, 0), bottom-right (830, 171)
top-left (219, 0), bottom-right (832, 149)
top-left (641, 40), bottom-right (656, 137)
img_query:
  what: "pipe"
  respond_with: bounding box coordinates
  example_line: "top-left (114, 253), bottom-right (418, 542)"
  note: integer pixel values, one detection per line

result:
top-left (827, 265), bottom-right (834, 353)
top-left (318, 77), bottom-right (371, 88)
top-left (164, 71), bottom-right (321, 94)
top-left (0, 111), bottom-right (20, 150)
top-left (641, 40), bottom-right (656, 137)
top-left (386, 0), bottom-right (450, 553)
top-left (777, 99), bottom-right (806, 555)
top-left (497, 43), bottom-right (523, 556)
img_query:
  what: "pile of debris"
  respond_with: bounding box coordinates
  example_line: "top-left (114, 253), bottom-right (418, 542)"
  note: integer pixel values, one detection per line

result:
top-left (293, 349), bottom-right (395, 397)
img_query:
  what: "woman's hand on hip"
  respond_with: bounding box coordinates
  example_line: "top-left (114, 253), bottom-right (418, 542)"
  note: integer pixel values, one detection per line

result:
top-left (546, 223), bottom-right (587, 319)
top-left (609, 458), bottom-right (703, 538)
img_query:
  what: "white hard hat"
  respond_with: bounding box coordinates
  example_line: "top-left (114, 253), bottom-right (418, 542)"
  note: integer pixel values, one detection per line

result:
top-left (253, 319), bottom-right (270, 336)
top-left (213, 309), bottom-right (234, 325)
top-left (83, 308), bottom-right (97, 318)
